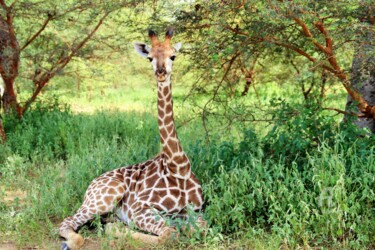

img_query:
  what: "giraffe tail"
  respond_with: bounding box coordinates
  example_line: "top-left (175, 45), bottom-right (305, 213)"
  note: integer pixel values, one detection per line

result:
top-left (59, 216), bottom-right (85, 250)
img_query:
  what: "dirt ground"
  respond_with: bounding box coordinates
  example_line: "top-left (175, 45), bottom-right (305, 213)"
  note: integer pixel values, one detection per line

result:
top-left (0, 239), bottom-right (105, 250)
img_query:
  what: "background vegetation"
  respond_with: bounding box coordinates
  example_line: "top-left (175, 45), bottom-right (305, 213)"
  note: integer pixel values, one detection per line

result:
top-left (0, 0), bottom-right (374, 249)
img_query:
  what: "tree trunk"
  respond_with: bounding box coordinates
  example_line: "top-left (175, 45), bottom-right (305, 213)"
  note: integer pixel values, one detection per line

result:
top-left (0, 77), bottom-right (5, 143)
top-left (0, 118), bottom-right (5, 143)
top-left (0, 11), bottom-right (21, 116)
top-left (345, 29), bottom-right (375, 132)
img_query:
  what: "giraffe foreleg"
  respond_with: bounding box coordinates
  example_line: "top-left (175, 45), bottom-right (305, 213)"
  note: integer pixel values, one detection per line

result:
top-left (184, 216), bottom-right (207, 237)
top-left (131, 208), bottom-right (179, 245)
top-left (59, 178), bottom-right (126, 250)
top-left (59, 209), bottom-right (88, 250)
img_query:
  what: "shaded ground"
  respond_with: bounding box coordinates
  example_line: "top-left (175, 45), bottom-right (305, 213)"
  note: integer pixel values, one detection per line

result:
top-left (0, 240), bottom-right (102, 250)
top-left (0, 186), bottom-right (26, 205)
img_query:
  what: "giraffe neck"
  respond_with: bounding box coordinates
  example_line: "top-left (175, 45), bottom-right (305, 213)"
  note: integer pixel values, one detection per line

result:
top-left (157, 77), bottom-right (191, 179)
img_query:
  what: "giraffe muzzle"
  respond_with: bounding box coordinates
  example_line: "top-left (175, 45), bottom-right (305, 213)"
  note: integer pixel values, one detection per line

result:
top-left (155, 69), bottom-right (167, 81)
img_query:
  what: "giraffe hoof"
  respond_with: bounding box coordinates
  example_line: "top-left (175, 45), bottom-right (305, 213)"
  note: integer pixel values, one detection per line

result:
top-left (61, 242), bottom-right (71, 250)
top-left (159, 227), bottom-right (179, 244)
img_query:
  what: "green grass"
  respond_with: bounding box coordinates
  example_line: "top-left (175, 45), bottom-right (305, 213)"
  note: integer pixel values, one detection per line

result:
top-left (0, 98), bottom-right (374, 249)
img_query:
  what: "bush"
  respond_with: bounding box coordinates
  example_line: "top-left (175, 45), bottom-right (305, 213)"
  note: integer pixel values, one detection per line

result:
top-left (200, 104), bottom-right (375, 248)
top-left (1, 101), bottom-right (374, 249)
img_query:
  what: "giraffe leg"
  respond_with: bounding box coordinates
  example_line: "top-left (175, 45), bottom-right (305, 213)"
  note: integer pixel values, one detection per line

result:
top-left (130, 208), bottom-right (178, 245)
top-left (185, 216), bottom-right (207, 237)
top-left (105, 222), bottom-right (160, 245)
top-left (59, 178), bottom-right (125, 250)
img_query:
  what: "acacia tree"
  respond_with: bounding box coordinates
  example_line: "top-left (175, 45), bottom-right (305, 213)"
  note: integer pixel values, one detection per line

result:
top-left (174, 0), bottom-right (375, 131)
top-left (0, 0), bottom-right (142, 118)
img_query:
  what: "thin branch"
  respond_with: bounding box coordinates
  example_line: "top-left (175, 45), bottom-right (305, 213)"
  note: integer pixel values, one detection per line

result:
top-left (323, 107), bottom-right (365, 117)
top-left (9, 0), bottom-right (17, 9)
top-left (21, 11), bottom-right (112, 113)
top-left (20, 14), bottom-right (53, 51)
top-left (265, 36), bottom-right (318, 63)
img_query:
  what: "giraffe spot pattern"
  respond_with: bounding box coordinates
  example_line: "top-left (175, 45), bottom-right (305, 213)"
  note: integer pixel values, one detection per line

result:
top-left (60, 42), bottom-right (204, 243)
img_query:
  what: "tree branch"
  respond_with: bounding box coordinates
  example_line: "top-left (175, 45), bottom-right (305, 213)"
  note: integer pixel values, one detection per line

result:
top-left (21, 11), bottom-right (112, 113)
top-left (290, 15), bottom-right (373, 115)
top-left (323, 107), bottom-right (365, 117)
top-left (20, 14), bottom-right (53, 51)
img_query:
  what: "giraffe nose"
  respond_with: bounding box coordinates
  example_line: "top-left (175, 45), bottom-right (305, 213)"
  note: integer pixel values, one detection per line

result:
top-left (156, 68), bottom-right (166, 75)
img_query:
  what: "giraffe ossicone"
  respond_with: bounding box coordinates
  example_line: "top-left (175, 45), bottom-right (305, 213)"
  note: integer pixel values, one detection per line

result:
top-left (59, 29), bottom-right (205, 250)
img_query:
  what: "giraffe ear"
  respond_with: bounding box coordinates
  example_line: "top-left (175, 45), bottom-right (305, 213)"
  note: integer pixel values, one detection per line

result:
top-left (133, 42), bottom-right (151, 58)
top-left (173, 42), bottom-right (182, 52)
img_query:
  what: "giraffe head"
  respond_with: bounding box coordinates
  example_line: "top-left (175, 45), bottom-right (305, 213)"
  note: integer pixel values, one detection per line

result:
top-left (134, 29), bottom-right (182, 82)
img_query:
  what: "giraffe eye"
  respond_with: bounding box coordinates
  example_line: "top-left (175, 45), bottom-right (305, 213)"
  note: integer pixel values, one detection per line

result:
top-left (147, 57), bottom-right (153, 62)
top-left (170, 56), bottom-right (176, 61)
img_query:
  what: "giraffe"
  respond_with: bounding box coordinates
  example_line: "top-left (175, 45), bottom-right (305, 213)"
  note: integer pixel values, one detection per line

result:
top-left (59, 29), bottom-right (205, 250)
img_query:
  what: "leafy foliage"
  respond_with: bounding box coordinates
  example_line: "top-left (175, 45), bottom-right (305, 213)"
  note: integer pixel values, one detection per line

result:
top-left (1, 102), bottom-right (374, 249)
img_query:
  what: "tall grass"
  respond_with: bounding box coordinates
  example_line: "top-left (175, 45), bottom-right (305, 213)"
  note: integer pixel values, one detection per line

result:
top-left (0, 101), bottom-right (374, 249)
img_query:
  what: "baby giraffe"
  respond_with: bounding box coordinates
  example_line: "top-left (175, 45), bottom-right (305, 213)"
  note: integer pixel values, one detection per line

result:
top-left (59, 29), bottom-right (205, 250)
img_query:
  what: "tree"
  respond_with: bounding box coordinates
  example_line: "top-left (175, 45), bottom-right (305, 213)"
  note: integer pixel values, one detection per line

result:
top-left (0, 0), bottom-right (140, 118)
top-left (174, 0), bottom-right (375, 131)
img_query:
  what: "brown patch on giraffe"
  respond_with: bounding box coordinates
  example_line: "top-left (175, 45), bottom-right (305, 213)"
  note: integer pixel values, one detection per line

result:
top-left (170, 189), bottom-right (180, 197)
top-left (158, 108), bottom-right (165, 117)
top-left (163, 87), bottom-right (169, 97)
top-left (178, 193), bottom-right (186, 207)
top-left (168, 140), bottom-right (180, 153)
top-left (98, 205), bottom-right (107, 212)
top-left (144, 160), bottom-right (153, 166)
top-left (167, 176), bottom-right (178, 187)
top-left (128, 193), bottom-right (135, 204)
top-left (147, 173), bottom-right (159, 186)
top-left (115, 172), bottom-right (124, 180)
top-left (161, 197), bottom-right (175, 208)
top-left (170, 129), bottom-right (177, 139)
top-left (158, 91), bottom-right (163, 100)
top-left (185, 179), bottom-right (195, 190)
top-left (104, 196), bottom-right (114, 205)
top-left (166, 123), bottom-right (174, 134)
top-left (165, 92), bottom-right (172, 103)
top-left (167, 162), bottom-right (178, 172)
top-left (150, 195), bottom-right (161, 203)
top-left (108, 188), bottom-right (117, 195)
top-left (127, 210), bottom-right (132, 219)
top-left (157, 189), bottom-right (168, 197)
top-left (160, 128), bottom-right (168, 140)
top-left (154, 179), bottom-right (166, 189)
top-left (165, 104), bottom-right (172, 115)
top-left (173, 154), bottom-right (188, 165)
top-left (158, 99), bottom-right (165, 109)
top-left (108, 181), bottom-right (119, 187)
top-left (197, 188), bottom-right (203, 197)
top-left (135, 181), bottom-right (145, 192)
top-left (179, 168), bottom-right (190, 177)
top-left (163, 114), bottom-right (173, 126)
top-left (188, 190), bottom-right (199, 203)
